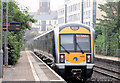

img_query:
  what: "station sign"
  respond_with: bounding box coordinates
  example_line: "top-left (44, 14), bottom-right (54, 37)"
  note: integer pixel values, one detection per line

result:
top-left (3, 22), bottom-right (21, 31)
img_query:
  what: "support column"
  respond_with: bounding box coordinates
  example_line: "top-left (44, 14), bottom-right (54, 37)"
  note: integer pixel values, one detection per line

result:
top-left (0, 0), bottom-right (3, 78)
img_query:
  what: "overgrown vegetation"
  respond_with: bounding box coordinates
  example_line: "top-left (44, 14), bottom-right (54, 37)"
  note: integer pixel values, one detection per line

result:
top-left (95, 1), bottom-right (120, 56)
top-left (2, 1), bottom-right (36, 65)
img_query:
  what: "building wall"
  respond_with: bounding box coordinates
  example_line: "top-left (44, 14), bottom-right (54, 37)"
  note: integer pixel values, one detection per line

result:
top-left (31, 0), bottom-right (58, 34)
top-left (58, 0), bottom-right (82, 24)
top-left (83, 0), bottom-right (96, 26)
top-left (46, 20), bottom-right (58, 31)
top-left (32, 19), bottom-right (58, 34)
top-left (58, 4), bottom-right (65, 24)
top-left (58, 0), bottom-right (97, 27)
top-left (39, 0), bottom-right (50, 14)
top-left (67, 0), bottom-right (82, 23)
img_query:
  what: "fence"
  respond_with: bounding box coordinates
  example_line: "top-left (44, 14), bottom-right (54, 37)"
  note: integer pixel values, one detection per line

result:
top-left (95, 47), bottom-right (119, 57)
top-left (116, 49), bottom-right (120, 57)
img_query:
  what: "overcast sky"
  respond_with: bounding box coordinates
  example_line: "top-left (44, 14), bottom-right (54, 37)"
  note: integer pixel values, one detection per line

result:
top-left (16, 0), bottom-right (64, 12)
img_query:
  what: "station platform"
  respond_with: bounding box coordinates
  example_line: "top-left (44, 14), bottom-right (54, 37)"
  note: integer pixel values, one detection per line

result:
top-left (1, 51), bottom-right (65, 83)
top-left (95, 55), bottom-right (120, 62)
top-left (0, 78), bottom-right (2, 83)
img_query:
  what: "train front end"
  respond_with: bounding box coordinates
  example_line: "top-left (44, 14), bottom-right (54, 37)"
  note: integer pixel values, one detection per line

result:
top-left (55, 23), bottom-right (95, 80)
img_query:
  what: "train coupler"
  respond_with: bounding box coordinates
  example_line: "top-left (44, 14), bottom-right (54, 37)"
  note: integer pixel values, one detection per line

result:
top-left (71, 69), bottom-right (82, 80)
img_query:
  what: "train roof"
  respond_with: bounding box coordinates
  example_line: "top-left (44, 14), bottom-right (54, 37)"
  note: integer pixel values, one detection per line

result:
top-left (34, 23), bottom-right (95, 40)
top-left (58, 23), bottom-right (94, 32)
top-left (34, 29), bottom-right (54, 40)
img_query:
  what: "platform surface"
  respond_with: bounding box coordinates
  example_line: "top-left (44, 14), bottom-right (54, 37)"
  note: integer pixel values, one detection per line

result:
top-left (95, 55), bottom-right (120, 61)
top-left (2, 51), bottom-right (35, 81)
top-left (1, 51), bottom-right (65, 83)
top-left (0, 78), bottom-right (2, 83)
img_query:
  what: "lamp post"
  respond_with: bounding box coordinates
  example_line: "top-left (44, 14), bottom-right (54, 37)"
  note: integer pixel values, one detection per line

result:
top-left (0, 0), bottom-right (3, 78)
top-left (106, 25), bottom-right (107, 56)
top-left (4, 0), bottom-right (8, 66)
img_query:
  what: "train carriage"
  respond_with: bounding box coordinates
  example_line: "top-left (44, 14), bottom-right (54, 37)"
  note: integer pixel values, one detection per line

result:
top-left (33, 23), bottom-right (95, 80)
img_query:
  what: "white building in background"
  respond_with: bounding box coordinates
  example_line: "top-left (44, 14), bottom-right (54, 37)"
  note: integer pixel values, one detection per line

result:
top-left (31, 0), bottom-right (58, 34)
top-left (37, 0), bottom-right (51, 14)
top-left (31, 11), bottom-right (58, 34)
top-left (58, 4), bottom-right (66, 24)
top-left (83, 0), bottom-right (96, 26)
top-left (67, 0), bottom-right (82, 23)
top-left (58, 0), bottom-right (96, 27)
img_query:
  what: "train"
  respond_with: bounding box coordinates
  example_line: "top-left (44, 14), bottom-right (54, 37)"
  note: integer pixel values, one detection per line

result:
top-left (33, 23), bottom-right (95, 81)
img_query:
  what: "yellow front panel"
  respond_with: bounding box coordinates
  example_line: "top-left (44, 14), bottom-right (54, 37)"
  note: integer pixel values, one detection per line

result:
top-left (57, 27), bottom-right (93, 64)
top-left (60, 53), bottom-right (86, 63)
top-left (59, 27), bottom-right (91, 34)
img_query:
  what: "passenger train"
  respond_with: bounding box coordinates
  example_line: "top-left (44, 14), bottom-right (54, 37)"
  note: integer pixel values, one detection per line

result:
top-left (33, 23), bottom-right (95, 80)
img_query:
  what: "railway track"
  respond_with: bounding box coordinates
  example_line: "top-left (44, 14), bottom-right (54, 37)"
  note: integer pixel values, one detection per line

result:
top-left (33, 52), bottom-right (120, 82)
top-left (94, 65), bottom-right (120, 80)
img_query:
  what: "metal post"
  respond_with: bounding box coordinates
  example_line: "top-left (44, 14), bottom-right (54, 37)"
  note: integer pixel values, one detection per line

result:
top-left (4, 0), bottom-right (8, 66)
top-left (0, 0), bottom-right (3, 78)
top-left (81, 0), bottom-right (84, 23)
top-left (119, 34), bottom-right (120, 44)
top-left (65, 4), bottom-right (67, 23)
top-left (118, 1), bottom-right (120, 49)
top-left (106, 26), bottom-right (107, 56)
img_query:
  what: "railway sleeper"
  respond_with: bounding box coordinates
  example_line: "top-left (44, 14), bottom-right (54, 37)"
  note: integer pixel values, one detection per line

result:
top-left (34, 52), bottom-right (38, 55)
top-left (37, 54), bottom-right (42, 57)
top-left (40, 55), bottom-right (45, 59)
top-left (43, 57), bottom-right (48, 61)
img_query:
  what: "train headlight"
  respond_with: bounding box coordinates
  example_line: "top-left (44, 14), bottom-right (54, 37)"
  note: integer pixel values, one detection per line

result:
top-left (60, 54), bottom-right (65, 63)
top-left (87, 55), bottom-right (91, 59)
top-left (60, 55), bottom-right (64, 59)
top-left (86, 54), bottom-right (91, 63)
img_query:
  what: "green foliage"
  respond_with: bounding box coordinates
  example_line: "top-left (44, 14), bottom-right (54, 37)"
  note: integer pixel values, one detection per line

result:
top-left (2, 1), bottom-right (36, 65)
top-left (96, 1), bottom-right (120, 56)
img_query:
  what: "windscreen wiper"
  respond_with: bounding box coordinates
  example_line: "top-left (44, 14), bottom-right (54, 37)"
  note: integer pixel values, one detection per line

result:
top-left (60, 44), bottom-right (70, 54)
top-left (76, 43), bottom-right (84, 54)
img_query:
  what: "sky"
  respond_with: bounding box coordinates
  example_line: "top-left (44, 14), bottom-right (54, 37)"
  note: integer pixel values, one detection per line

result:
top-left (16, 0), bottom-right (65, 12)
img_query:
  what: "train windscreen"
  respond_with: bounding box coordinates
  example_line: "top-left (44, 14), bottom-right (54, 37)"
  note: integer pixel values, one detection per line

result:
top-left (60, 34), bottom-right (91, 53)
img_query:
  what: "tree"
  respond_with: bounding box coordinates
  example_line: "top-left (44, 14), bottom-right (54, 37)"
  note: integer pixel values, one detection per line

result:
top-left (96, 1), bottom-right (120, 56)
top-left (2, 1), bottom-right (36, 65)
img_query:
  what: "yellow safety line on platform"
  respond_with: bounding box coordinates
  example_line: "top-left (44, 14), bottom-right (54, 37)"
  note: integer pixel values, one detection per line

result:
top-left (25, 48), bottom-right (40, 81)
